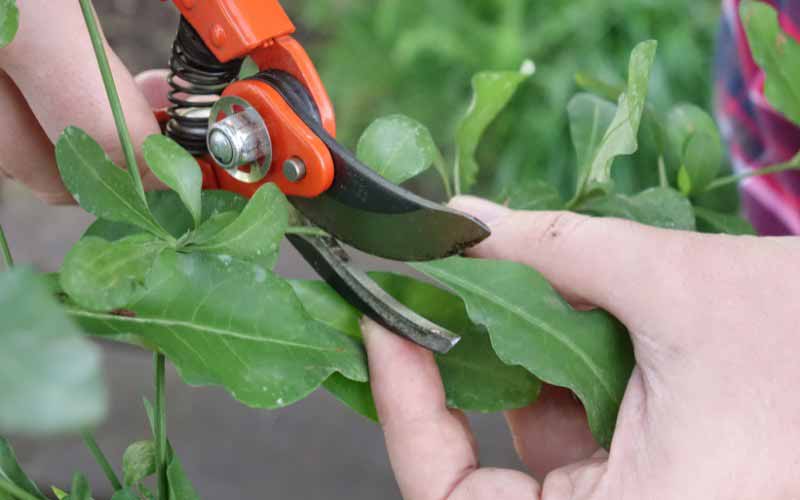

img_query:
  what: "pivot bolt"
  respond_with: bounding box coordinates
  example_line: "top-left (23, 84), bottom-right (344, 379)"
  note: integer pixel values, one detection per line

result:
top-left (283, 157), bottom-right (307, 183)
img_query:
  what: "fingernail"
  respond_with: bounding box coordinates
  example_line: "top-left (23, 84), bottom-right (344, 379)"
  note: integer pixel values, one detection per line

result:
top-left (449, 195), bottom-right (512, 224)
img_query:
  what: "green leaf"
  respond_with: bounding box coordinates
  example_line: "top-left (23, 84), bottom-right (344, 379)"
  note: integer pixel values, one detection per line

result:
top-left (60, 234), bottom-right (167, 312)
top-left (190, 211), bottom-right (239, 242)
top-left (166, 451), bottom-right (199, 500)
top-left (503, 179), bottom-right (563, 211)
top-left (142, 135), bottom-right (203, 228)
top-left (0, 438), bottom-right (46, 499)
top-left (188, 183), bottom-right (288, 269)
top-left (578, 187), bottom-right (696, 231)
top-left (374, 273), bottom-right (541, 412)
top-left (0, 0), bottom-right (18, 48)
top-left (694, 207), bottom-right (756, 235)
top-left (52, 487), bottom-right (68, 500)
top-left (579, 41), bottom-right (657, 188)
top-left (414, 257), bottom-right (634, 448)
top-left (122, 441), bottom-right (156, 487)
top-left (55, 127), bottom-right (167, 239)
top-left (568, 93), bottom-right (617, 175)
top-left (356, 115), bottom-right (438, 184)
top-left (0, 268), bottom-right (107, 434)
top-left (455, 61), bottom-right (535, 193)
top-left (293, 274), bottom-right (541, 416)
top-left (238, 56), bottom-right (260, 79)
top-left (68, 473), bottom-right (91, 500)
top-left (86, 191), bottom-right (247, 242)
top-left (667, 104), bottom-right (722, 194)
top-left (741, 0), bottom-right (800, 126)
top-left (68, 251), bottom-right (368, 409)
top-left (110, 488), bottom-right (140, 500)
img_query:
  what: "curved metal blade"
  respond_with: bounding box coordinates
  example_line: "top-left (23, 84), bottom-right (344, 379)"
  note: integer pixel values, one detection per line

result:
top-left (288, 234), bottom-right (460, 353)
top-left (251, 71), bottom-right (491, 261)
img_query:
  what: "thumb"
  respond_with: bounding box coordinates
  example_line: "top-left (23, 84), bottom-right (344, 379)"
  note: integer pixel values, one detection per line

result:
top-left (449, 195), bottom-right (692, 330)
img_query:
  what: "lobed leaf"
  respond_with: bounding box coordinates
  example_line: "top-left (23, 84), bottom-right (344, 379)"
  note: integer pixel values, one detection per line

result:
top-left (578, 187), bottom-right (696, 230)
top-left (60, 234), bottom-right (167, 312)
top-left (578, 41), bottom-right (657, 190)
top-left (0, 0), bottom-right (18, 48)
top-left (0, 438), bottom-right (46, 499)
top-left (0, 268), bottom-right (107, 435)
top-left (55, 127), bottom-right (167, 239)
top-left (694, 207), bottom-right (756, 235)
top-left (414, 257), bottom-right (634, 448)
top-left (455, 61), bottom-right (535, 193)
top-left (142, 135), bottom-right (203, 229)
top-left (741, 0), bottom-right (800, 127)
top-left (188, 183), bottom-right (288, 269)
top-left (356, 114), bottom-right (438, 184)
top-left (68, 251), bottom-right (368, 410)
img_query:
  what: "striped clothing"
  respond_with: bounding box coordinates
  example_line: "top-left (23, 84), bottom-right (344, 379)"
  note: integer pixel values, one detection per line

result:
top-left (715, 0), bottom-right (800, 234)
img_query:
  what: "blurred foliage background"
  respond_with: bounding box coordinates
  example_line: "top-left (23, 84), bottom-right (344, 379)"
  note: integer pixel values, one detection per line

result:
top-left (293, 0), bottom-right (723, 201)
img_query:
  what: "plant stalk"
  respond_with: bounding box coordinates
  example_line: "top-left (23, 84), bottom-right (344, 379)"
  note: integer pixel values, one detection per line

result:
top-left (0, 479), bottom-right (41, 500)
top-left (433, 148), bottom-right (454, 200)
top-left (284, 226), bottom-right (330, 238)
top-left (0, 224), bottom-right (13, 269)
top-left (703, 160), bottom-right (800, 193)
top-left (154, 353), bottom-right (168, 500)
top-left (77, 0), bottom-right (147, 206)
top-left (81, 430), bottom-right (123, 491)
top-left (657, 155), bottom-right (668, 188)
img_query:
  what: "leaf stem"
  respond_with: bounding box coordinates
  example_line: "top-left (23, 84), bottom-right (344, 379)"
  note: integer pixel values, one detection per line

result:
top-left (285, 226), bottom-right (330, 238)
top-left (0, 223), bottom-right (13, 269)
top-left (81, 430), bottom-right (123, 492)
top-left (0, 479), bottom-right (40, 500)
top-left (433, 148), bottom-right (454, 200)
top-left (703, 160), bottom-right (800, 193)
top-left (77, 0), bottom-right (147, 206)
top-left (154, 353), bottom-right (168, 500)
top-left (657, 155), bottom-right (668, 188)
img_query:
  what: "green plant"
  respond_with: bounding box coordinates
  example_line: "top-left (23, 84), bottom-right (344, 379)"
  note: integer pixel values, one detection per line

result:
top-left (3, 0), bottom-right (800, 498)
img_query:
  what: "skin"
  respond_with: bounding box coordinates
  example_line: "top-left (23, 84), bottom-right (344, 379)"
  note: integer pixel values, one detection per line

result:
top-left (0, 1), bottom-right (169, 203)
top-left (364, 196), bottom-right (800, 499)
top-left (3, 3), bottom-right (799, 499)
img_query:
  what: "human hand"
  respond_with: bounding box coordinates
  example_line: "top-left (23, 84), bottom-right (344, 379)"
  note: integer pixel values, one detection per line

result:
top-left (0, 1), bottom-right (169, 204)
top-left (363, 195), bottom-right (800, 499)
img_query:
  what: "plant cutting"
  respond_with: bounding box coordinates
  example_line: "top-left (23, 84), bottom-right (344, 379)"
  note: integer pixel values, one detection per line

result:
top-left (2, 0), bottom-right (800, 498)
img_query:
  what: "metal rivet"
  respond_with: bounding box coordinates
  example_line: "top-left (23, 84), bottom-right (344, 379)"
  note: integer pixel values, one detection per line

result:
top-left (283, 158), bottom-right (307, 183)
top-left (211, 25), bottom-right (227, 48)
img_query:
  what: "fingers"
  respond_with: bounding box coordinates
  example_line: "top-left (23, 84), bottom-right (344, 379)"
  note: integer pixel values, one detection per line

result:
top-left (0, 72), bottom-right (72, 204)
top-left (0, 1), bottom-right (162, 187)
top-left (363, 318), bottom-right (479, 500)
top-left (135, 69), bottom-right (172, 109)
top-left (505, 385), bottom-right (599, 480)
top-left (449, 196), bottom-right (693, 332)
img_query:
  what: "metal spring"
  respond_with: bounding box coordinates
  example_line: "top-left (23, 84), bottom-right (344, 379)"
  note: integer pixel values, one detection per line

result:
top-left (166, 18), bottom-right (242, 155)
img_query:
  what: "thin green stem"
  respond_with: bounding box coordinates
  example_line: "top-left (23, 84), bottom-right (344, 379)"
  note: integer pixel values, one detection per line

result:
top-left (154, 353), bottom-right (168, 500)
top-left (657, 155), bottom-right (668, 188)
top-left (703, 160), bottom-right (800, 193)
top-left (433, 148), bottom-right (454, 200)
top-left (81, 430), bottom-right (123, 492)
top-left (77, 0), bottom-right (147, 205)
top-left (0, 479), bottom-right (41, 500)
top-left (285, 226), bottom-right (330, 238)
top-left (0, 224), bottom-right (13, 269)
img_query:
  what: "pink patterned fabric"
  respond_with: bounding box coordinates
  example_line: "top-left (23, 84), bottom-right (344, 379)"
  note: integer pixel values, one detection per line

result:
top-left (715, 0), bottom-right (800, 234)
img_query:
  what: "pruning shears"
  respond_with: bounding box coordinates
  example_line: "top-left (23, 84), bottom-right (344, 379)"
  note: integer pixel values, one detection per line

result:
top-left (156, 0), bottom-right (490, 353)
